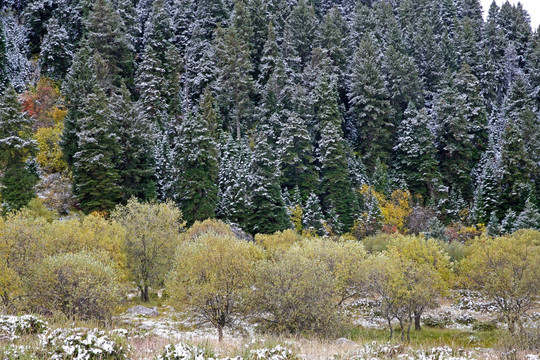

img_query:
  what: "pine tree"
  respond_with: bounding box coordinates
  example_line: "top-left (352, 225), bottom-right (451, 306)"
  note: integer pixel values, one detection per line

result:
top-left (110, 84), bottom-right (156, 202)
top-left (277, 110), bottom-right (318, 202)
top-left (0, 86), bottom-right (37, 212)
top-left (486, 211), bottom-right (500, 236)
top-left (302, 192), bottom-right (325, 235)
top-left (316, 78), bottom-right (358, 232)
top-left (39, 17), bottom-right (73, 80)
top-left (86, 0), bottom-right (135, 92)
top-left (512, 198), bottom-right (540, 232)
top-left (176, 89), bottom-right (219, 225)
top-left (216, 134), bottom-right (251, 228)
top-left (393, 105), bottom-right (441, 201)
top-left (247, 132), bottom-right (289, 234)
top-left (72, 86), bottom-right (122, 213)
top-left (214, 24), bottom-right (254, 138)
top-left (348, 35), bottom-right (393, 171)
top-left (61, 43), bottom-right (98, 169)
top-left (0, 18), bottom-right (6, 89)
top-left (500, 76), bottom-right (539, 212)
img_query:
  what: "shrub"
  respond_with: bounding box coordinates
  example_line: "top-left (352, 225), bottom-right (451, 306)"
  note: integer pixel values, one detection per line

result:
top-left (182, 218), bottom-right (235, 241)
top-left (251, 249), bottom-right (341, 336)
top-left (250, 345), bottom-right (298, 360)
top-left (0, 315), bottom-right (47, 341)
top-left (255, 229), bottom-right (301, 256)
top-left (472, 321), bottom-right (497, 332)
top-left (361, 233), bottom-right (395, 253)
top-left (157, 343), bottom-right (216, 360)
top-left (296, 238), bottom-right (368, 305)
top-left (111, 198), bottom-right (184, 302)
top-left (166, 234), bottom-right (262, 341)
top-left (29, 252), bottom-right (122, 320)
top-left (40, 328), bottom-right (129, 359)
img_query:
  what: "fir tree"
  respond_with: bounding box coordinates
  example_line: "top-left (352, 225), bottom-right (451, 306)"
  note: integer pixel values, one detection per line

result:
top-left (393, 105), bottom-right (441, 201)
top-left (72, 86), bottom-right (122, 213)
top-left (214, 24), bottom-right (254, 138)
top-left (217, 134), bottom-right (251, 228)
top-left (382, 44), bottom-right (423, 122)
top-left (0, 18), bottom-right (6, 89)
top-left (316, 78), bottom-right (358, 232)
top-left (486, 211), bottom-right (500, 236)
top-left (2, 12), bottom-right (31, 91)
top-left (277, 111), bottom-right (318, 201)
top-left (302, 191), bottom-right (325, 236)
top-left (176, 89), bottom-right (219, 226)
top-left (283, 0), bottom-right (317, 72)
top-left (0, 86), bottom-right (37, 212)
top-left (247, 132), bottom-right (289, 234)
top-left (501, 208), bottom-right (517, 234)
top-left (500, 76), bottom-right (539, 212)
top-left (348, 35), bottom-right (393, 171)
top-left (110, 84), bottom-right (156, 202)
top-left (61, 43), bottom-right (98, 169)
top-left (39, 17), bottom-right (73, 80)
top-left (86, 0), bottom-right (135, 92)
top-left (512, 198), bottom-right (540, 232)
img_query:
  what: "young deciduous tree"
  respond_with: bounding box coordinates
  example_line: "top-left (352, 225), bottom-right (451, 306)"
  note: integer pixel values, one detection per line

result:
top-left (111, 198), bottom-right (184, 302)
top-left (166, 234), bottom-right (262, 341)
top-left (461, 230), bottom-right (540, 333)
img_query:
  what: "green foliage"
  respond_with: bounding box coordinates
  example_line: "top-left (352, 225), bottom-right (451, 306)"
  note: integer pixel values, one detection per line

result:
top-left (461, 230), bottom-right (540, 333)
top-left (252, 248), bottom-right (341, 336)
top-left (176, 89), bottom-right (219, 225)
top-left (111, 198), bottom-right (184, 302)
top-left (28, 252), bottom-right (122, 320)
top-left (166, 234), bottom-right (262, 341)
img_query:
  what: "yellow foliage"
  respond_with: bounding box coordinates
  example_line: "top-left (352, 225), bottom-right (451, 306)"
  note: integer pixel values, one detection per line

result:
top-left (255, 229), bottom-right (301, 256)
top-left (166, 233), bottom-right (262, 340)
top-left (379, 189), bottom-right (412, 233)
top-left (357, 185), bottom-right (412, 234)
top-left (182, 218), bottom-right (235, 241)
top-left (289, 204), bottom-right (303, 234)
top-left (34, 121), bottom-right (67, 173)
top-left (460, 231), bottom-right (540, 333)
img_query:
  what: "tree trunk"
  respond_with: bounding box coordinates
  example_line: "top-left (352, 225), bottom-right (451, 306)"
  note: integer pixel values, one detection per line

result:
top-left (399, 319), bottom-right (404, 342)
top-left (141, 284), bottom-right (149, 302)
top-left (407, 320), bottom-right (412, 342)
top-left (387, 317), bottom-right (393, 340)
top-left (217, 325), bottom-right (223, 342)
top-left (414, 312), bottom-right (422, 331)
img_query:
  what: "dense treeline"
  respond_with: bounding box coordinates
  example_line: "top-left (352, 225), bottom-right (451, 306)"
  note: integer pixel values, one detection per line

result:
top-left (1, 203), bottom-right (539, 343)
top-left (1, 0), bottom-right (540, 235)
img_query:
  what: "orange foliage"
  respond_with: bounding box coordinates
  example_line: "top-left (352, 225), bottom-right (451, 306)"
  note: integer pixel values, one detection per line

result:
top-left (21, 77), bottom-right (65, 130)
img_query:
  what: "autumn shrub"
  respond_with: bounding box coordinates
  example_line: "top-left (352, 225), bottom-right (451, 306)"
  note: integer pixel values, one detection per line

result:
top-left (361, 232), bottom-right (395, 253)
top-left (182, 218), bottom-right (235, 241)
top-left (255, 229), bottom-right (301, 256)
top-left (460, 231), bottom-right (540, 333)
top-left (166, 234), bottom-right (262, 341)
top-left (111, 198), bottom-right (184, 302)
top-left (296, 237), bottom-right (368, 305)
top-left (28, 252), bottom-right (122, 320)
top-left (251, 248), bottom-right (341, 337)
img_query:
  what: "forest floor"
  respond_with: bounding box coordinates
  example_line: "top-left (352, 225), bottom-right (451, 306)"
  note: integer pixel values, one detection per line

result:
top-left (1, 291), bottom-right (539, 359)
